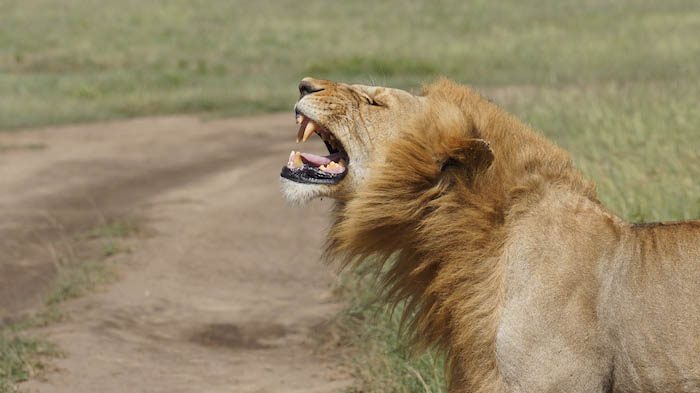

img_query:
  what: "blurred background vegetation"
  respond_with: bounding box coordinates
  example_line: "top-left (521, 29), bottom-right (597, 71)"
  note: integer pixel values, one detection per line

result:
top-left (1, 0), bottom-right (698, 221)
top-left (1, 0), bottom-right (698, 391)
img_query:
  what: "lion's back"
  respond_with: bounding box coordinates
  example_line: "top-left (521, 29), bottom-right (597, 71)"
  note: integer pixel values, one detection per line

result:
top-left (602, 220), bottom-right (700, 392)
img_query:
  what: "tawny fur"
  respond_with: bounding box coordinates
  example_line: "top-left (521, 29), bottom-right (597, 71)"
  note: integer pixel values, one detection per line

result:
top-left (325, 80), bottom-right (596, 392)
top-left (284, 77), bottom-right (700, 393)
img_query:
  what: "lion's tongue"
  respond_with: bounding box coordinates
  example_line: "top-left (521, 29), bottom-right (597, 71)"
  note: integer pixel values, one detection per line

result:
top-left (299, 152), bottom-right (344, 166)
top-left (300, 152), bottom-right (332, 166)
top-left (287, 151), bottom-right (346, 174)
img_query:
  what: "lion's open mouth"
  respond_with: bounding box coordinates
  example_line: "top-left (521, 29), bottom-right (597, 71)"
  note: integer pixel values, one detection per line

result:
top-left (280, 113), bottom-right (348, 184)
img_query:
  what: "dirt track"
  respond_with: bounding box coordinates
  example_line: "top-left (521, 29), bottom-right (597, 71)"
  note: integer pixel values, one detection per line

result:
top-left (0, 115), bottom-right (351, 392)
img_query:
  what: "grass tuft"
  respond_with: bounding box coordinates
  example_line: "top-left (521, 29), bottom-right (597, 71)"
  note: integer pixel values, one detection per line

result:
top-left (0, 334), bottom-right (59, 393)
top-left (333, 267), bottom-right (446, 393)
top-left (45, 259), bottom-right (114, 306)
top-left (45, 217), bottom-right (141, 306)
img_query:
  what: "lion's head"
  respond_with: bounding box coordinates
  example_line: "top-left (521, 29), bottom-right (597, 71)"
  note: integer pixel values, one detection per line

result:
top-left (280, 77), bottom-right (427, 205)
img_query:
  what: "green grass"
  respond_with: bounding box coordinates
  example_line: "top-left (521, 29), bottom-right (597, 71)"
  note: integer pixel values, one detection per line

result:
top-left (500, 81), bottom-right (700, 222)
top-left (1, 0), bottom-right (699, 131)
top-left (45, 258), bottom-right (115, 306)
top-left (2, 1), bottom-right (699, 392)
top-left (0, 335), bottom-right (59, 393)
top-left (333, 268), bottom-right (446, 393)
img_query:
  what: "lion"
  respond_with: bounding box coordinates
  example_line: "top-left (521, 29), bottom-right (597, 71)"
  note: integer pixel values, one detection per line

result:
top-left (280, 77), bottom-right (700, 393)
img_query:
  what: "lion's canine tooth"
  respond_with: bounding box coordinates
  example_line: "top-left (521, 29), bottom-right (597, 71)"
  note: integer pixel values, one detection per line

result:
top-left (296, 114), bottom-right (305, 124)
top-left (302, 120), bottom-right (318, 142)
top-left (339, 159), bottom-right (346, 167)
top-left (296, 118), bottom-right (309, 143)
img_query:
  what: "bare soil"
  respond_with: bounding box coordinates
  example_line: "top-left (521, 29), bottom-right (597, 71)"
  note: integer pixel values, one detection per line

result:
top-left (0, 114), bottom-right (351, 392)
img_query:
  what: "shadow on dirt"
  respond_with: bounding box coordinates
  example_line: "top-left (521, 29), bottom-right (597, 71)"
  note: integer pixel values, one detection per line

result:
top-left (190, 322), bottom-right (289, 350)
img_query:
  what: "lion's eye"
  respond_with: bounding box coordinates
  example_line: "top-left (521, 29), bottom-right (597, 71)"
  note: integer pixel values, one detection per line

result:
top-left (364, 96), bottom-right (383, 107)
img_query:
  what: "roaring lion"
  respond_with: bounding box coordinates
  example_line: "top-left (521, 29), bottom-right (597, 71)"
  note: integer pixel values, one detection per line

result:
top-left (280, 77), bottom-right (700, 393)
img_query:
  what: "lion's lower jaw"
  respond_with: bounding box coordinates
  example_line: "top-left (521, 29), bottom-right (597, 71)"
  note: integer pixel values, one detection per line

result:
top-left (279, 177), bottom-right (332, 206)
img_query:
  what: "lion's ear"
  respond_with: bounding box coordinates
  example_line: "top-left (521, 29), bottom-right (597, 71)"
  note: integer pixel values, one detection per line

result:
top-left (440, 138), bottom-right (494, 176)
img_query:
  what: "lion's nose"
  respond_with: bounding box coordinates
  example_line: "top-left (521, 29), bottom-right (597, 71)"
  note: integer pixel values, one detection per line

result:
top-left (298, 78), bottom-right (324, 98)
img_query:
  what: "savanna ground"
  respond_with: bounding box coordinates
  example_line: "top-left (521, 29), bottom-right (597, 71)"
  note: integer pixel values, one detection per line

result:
top-left (1, 0), bottom-right (699, 392)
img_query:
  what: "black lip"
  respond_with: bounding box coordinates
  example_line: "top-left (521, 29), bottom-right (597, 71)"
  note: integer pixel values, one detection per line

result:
top-left (280, 165), bottom-right (347, 185)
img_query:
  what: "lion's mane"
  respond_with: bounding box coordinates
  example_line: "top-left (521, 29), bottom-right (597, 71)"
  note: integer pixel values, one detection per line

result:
top-left (325, 79), bottom-right (597, 392)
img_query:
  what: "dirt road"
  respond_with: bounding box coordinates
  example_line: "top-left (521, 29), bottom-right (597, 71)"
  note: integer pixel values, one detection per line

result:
top-left (0, 115), bottom-right (351, 392)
